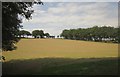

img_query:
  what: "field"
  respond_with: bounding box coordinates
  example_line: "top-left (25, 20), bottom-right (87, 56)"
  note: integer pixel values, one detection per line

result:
top-left (3, 39), bottom-right (118, 61)
top-left (2, 39), bottom-right (119, 75)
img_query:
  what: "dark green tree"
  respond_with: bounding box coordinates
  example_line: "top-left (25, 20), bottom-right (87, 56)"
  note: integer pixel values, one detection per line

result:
top-left (26, 31), bottom-right (31, 37)
top-left (116, 27), bottom-right (120, 43)
top-left (61, 29), bottom-right (70, 39)
top-left (32, 30), bottom-right (40, 38)
top-left (32, 30), bottom-right (44, 38)
top-left (39, 30), bottom-right (44, 38)
top-left (44, 33), bottom-right (50, 38)
top-left (2, 2), bottom-right (43, 51)
top-left (19, 30), bottom-right (31, 38)
top-left (61, 26), bottom-right (119, 43)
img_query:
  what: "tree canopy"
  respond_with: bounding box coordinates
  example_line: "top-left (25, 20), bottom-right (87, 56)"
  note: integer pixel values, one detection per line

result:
top-left (61, 26), bottom-right (119, 43)
top-left (16, 30), bottom-right (31, 37)
top-left (44, 33), bottom-right (50, 38)
top-left (2, 2), bottom-right (43, 51)
top-left (32, 30), bottom-right (44, 38)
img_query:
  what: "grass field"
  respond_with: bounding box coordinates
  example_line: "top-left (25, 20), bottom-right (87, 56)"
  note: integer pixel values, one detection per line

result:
top-left (2, 39), bottom-right (119, 75)
top-left (3, 58), bottom-right (118, 75)
top-left (3, 39), bottom-right (118, 61)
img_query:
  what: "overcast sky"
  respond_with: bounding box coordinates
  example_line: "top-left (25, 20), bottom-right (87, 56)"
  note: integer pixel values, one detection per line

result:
top-left (21, 2), bottom-right (118, 36)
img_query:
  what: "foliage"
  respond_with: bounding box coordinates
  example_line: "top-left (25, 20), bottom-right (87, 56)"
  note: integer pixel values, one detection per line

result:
top-left (32, 30), bottom-right (44, 38)
top-left (2, 2), bottom-right (43, 51)
top-left (44, 33), bottom-right (50, 38)
top-left (61, 26), bottom-right (119, 43)
top-left (17, 30), bottom-right (31, 37)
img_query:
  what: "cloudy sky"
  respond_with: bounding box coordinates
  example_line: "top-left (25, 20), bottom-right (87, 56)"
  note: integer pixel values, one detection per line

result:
top-left (21, 2), bottom-right (118, 36)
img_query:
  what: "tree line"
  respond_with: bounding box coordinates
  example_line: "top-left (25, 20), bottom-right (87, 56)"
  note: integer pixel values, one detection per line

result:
top-left (61, 26), bottom-right (119, 43)
top-left (15, 30), bottom-right (52, 38)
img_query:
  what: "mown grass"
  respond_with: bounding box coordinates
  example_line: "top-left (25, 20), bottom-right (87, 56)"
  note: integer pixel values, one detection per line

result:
top-left (3, 57), bottom-right (118, 75)
top-left (3, 39), bottom-right (118, 61)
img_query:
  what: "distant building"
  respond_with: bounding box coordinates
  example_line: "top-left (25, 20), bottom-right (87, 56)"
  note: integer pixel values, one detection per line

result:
top-left (27, 36), bottom-right (34, 38)
top-left (49, 36), bottom-right (55, 39)
top-left (56, 36), bottom-right (64, 39)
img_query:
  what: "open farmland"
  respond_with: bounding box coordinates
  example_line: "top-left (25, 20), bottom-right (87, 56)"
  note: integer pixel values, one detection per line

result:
top-left (2, 39), bottom-right (119, 75)
top-left (3, 39), bottom-right (118, 61)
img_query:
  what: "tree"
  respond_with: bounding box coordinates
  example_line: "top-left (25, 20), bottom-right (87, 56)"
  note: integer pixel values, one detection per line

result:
top-left (26, 31), bottom-right (31, 37)
top-left (61, 29), bottom-right (70, 39)
top-left (115, 27), bottom-right (119, 43)
top-left (32, 30), bottom-right (40, 38)
top-left (20, 30), bottom-right (26, 37)
top-left (39, 30), bottom-right (44, 38)
top-left (32, 30), bottom-right (44, 38)
top-left (61, 26), bottom-right (119, 43)
top-left (44, 33), bottom-right (50, 38)
top-left (2, 2), bottom-right (43, 51)
top-left (19, 30), bottom-right (31, 38)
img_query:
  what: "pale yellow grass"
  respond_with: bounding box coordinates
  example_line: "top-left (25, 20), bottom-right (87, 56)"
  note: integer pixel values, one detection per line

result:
top-left (3, 39), bottom-right (118, 61)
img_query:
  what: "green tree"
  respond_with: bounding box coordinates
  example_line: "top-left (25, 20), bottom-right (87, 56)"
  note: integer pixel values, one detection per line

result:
top-left (61, 26), bottom-right (119, 43)
top-left (44, 33), bottom-right (50, 38)
top-left (61, 29), bottom-right (70, 39)
top-left (2, 2), bottom-right (43, 51)
top-left (118, 27), bottom-right (120, 43)
top-left (19, 30), bottom-right (31, 38)
top-left (26, 31), bottom-right (31, 37)
top-left (39, 30), bottom-right (44, 38)
top-left (32, 30), bottom-right (44, 38)
top-left (32, 30), bottom-right (40, 38)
